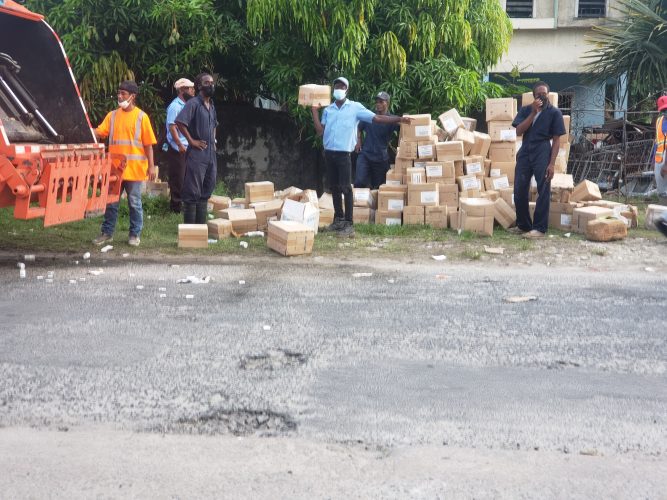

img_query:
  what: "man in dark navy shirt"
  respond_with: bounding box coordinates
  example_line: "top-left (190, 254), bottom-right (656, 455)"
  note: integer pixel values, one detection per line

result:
top-left (176, 73), bottom-right (218, 224)
top-left (354, 92), bottom-right (400, 189)
top-left (510, 81), bottom-right (566, 239)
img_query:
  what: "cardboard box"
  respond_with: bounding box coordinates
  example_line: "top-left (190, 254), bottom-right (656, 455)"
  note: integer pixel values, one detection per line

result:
top-left (403, 205), bottom-right (425, 225)
top-left (484, 175), bottom-right (510, 191)
top-left (551, 173), bottom-right (574, 190)
top-left (219, 208), bottom-right (258, 235)
top-left (144, 181), bottom-right (169, 198)
top-left (319, 208), bottom-right (334, 227)
top-left (457, 175), bottom-right (482, 193)
top-left (403, 113), bottom-right (432, 126)
top-left (378, 190), bottom-right (406, 212)
top-left (397, 140), bottom-right (419, 159)
top-left (178, 224), bottom-right (208, 248)
top-left (464, 156), bottom-right (485, 177)
top-left (207, 218), bottom-right (233, 239)
top-left (436, 141), bottom-right (464, 161)
top-left (572, 206), bottom-right (613, 233)
top-left (521, 91), bottom-right (558, 108)
top-left (209, 195), bottom-right (231, 212)
top-left (231, 197), bottom-right (248, 209)
top-left (393, 157), bottom-right (413, 174)
top-left (461, 212), bottom-right (494, 236)
top-left (554, 155), bottom-right (568, 174)
top-left (245, 181), bottom-right (275, 204)
top-left (562, 115), bottom-right (571, 134)
top-left (438, 109), bottom-right (465, 135)
top-left (571, 180), bottom-right (602, 202)
top-left (424, 161), bottom-right (455, 181)
top-left (486, 98), bottom-right (517, 122)
top-left (318, 192), bottom-right (334, 210)
top-left (481, 190), bottom-right (499, 201)
top-left (405, 167), bottom-right (426, 184)
top-left (425, 206), bottom-right (448, 228)
top-left (498, 187), bottom-right (514, 207)
top-left (586, 218), bottom-right (627, 241)
top-left (454, 160), bottom-right (465, 177)
top-left (645, 204), bottom-right (667, 230)
top-left (487, 121), bottom-right (517, 142)
top-left (401, 117), bottom-right (434, 140)
top-left (494, 198), bottom-right (516, 229)
top-left (386, 169), bottom-right (403, 185)
top-left (353, 188), bottom-right (377, 208)
top-left (267, 220), bottom-right (314, 256)
top-left (408, 183), bottom-right (439, 207)
top-left (470, 132), bottom-right (491, 157)
top-left (439, 183), bottom-right (458, 209)
top-left (489, 162), bottom-right (515, 184)
top-left (300, 189), bottom-right (319, 207)
top-left (280, 199), bottom-right (319, 233)
top-left (417, 141), bottom-right (437, 160)
top-left (253, 198), bottom-right (284, 230)
top-left (461, 117), bottom-right (477, 132)
top-left (353, 207), bottom-right (374, 224)
top-left (454, 128), bottom-right (475, 156)
top-left (375, 210), bottom-right (402, 225)
top-left (298, 84), bottom-right (331, 107)
top-left (488, 142), bottom-right (517, 163)
top-left (460, 198), bottom-right (495, 218)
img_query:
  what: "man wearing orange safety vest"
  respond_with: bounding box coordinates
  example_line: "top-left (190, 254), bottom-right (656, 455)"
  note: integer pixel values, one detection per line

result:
top-left (92, 80), bottom-right (157, 247)
top-left (654, 95), bottom-right (667, 238)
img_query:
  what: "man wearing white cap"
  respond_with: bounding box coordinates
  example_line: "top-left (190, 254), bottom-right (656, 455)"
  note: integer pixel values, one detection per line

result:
top-left (165, 77), bottom-right (195, 213)
top-left (312, 77), bottom-right (410, 237)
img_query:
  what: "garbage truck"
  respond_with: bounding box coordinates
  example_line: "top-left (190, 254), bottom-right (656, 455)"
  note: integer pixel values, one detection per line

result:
top-left (0, 0), bottom-right (124, 227)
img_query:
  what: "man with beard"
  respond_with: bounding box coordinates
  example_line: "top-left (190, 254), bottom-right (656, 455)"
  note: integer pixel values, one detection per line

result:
top-left (176, 73), bottom-right (218, 224)
top-left (165, 77), bottom-right (195, 213)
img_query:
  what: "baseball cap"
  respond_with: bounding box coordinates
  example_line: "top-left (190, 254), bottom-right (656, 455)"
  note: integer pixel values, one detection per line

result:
top-left (375, 91), bottom-right (390, 101)
top-left (658, 95), bottom-right (667, 112)
top-left (174, 78), bottom-right (195, 89)
top-left (333, 77), bottom-right (349, 89)
top-left (118, 80), bottom-right (139, 94)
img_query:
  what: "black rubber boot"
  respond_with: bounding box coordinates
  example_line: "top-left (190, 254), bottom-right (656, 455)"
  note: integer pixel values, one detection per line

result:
top-left (183, 203), bottom-right (196, 224)
top-left (195, 201), bottom-right (208, 224)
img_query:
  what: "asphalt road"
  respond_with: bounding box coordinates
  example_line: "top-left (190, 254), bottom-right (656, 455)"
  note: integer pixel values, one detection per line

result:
top-left (1, 254), bottom-right (665, 498)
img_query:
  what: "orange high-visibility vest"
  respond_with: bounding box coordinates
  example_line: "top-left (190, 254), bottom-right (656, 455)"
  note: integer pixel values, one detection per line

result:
top-left (656, 115), bottom-right (667, 165)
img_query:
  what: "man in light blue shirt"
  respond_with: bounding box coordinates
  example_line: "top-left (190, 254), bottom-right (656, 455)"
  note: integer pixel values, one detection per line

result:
top-left (165, 77), bottom-right (195, 213)
top-left (312, 77), bottom-right (409, 237)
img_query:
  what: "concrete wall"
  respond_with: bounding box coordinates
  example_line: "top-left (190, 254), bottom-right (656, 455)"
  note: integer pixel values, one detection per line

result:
top-left (214, 104), bottom-right (325, 195)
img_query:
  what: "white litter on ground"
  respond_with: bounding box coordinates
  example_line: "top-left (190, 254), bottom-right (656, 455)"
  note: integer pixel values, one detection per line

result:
top-left (177, 276), bottom-right (211, 284)
top-left (88, 269), bottom-right (104, 276)
top-left (263, 325), bottom-right (271, 331)
top-left (100, 245), bottom-right (113, 253)
top-left (431, 255), bottom-right (447, 261)
top-left (504, 296), bottom-right (538, 303)
top-left (83, 252), bottom-right (91, 260)
top-left (240, 241), bottom-right (249, 249)
top-left (352, 272), bottom-right (373, 278)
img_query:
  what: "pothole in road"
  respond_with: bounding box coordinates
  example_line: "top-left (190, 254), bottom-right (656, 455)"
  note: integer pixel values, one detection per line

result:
top-left (239, 349), bottom-right (306, 371)
top-left (155, 409), bottom-right (297, 436)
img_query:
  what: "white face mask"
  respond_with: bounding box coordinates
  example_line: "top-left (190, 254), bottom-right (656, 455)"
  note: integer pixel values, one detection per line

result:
top-left (333, 89), bottom-right (347, 101)
top-left (118, 98), bottom-right (131, 109)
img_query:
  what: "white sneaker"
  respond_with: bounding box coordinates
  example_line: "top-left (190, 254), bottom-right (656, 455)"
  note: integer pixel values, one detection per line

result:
top-left (128, 235), bottom-right (141, 247)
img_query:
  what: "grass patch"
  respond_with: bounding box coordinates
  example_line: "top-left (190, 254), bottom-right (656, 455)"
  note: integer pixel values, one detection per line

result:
top-left (461, 248), bottom-right (482, 260)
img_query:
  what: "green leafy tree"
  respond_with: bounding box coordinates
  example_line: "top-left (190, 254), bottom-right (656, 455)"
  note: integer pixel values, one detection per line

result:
top-left (25, 0), bottom-right (245, 126)
top-left (585, 0), bottom-right (667, 101)
top-left (247, 0), bottom-right (512, 116)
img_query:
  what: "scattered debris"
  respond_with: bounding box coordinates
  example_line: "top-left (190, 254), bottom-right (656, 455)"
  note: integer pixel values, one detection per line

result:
top-left (208, 239), bottom-right (218, 244)
top-left (239, 241), bottom-right (249, 249)
top-left (483, 246), bottom-right (505, 255)
top-left (240, 349), bottom-right (306, 371)
top-left (100, 245), bottom-right (113, 253)
top-left (136, 285), bottom-right (144, 290)
top-left (644, 267), bottom-right (656, 273)
top-left (88, 269), bottom-right (104, 276)
top-left (83, 252), bottom-right (91, 260)
top-left (177, 276), bottom-right (211, 284)
top-left (244, 231), bottom-right (265, 237)
top-left (18, 263), bottom-right (25, 279)
top-left (122, 253), bottom-right (130, 258)
top-left (185, 294), bottom-right (194, 299)
top-left (353, 272), bottom-right (373, 278)
top-left (24, 254), bottom-right (35, 261)
top-left (387, 279), bottom-right (395, 284)
top-left (579, 449), bottom-right (600, 456)
top-left (431, 255), bottom-right (447, 261)
top-left (504, 296), bottom-right (538, 303)
top-left (435, 274), bottom-right (449, 280)
top-left (159, 294), bottom-right (167, 298)
top-left (239, 280), bottom-right (246, 285)
top-left (68, 279), bottom-right (77, 284)
top-left (564, 233), bottom-right (571, 238)
top-left (158, 287), bottom-right (167, 292)
top-left (262, 325), bottom-right (271, 331)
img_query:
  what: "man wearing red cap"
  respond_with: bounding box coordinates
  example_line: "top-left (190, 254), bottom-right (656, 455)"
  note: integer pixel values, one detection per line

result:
top-left (653, 95), bottom-right (667, 237)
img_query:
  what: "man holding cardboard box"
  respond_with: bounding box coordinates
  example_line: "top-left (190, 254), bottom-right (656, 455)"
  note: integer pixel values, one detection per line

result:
top-left (312, 78), bottom-right (409, 237)
top-left (510, 81), bottom-right (565, 238)
top-left (354, 91), bottom-right (400, 189)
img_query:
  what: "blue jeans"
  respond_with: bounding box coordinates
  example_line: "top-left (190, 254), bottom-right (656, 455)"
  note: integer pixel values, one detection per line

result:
top-left (101, 180), bottom-right (143, 237)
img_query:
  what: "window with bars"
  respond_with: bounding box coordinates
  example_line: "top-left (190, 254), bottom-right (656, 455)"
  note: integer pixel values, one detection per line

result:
top-left (578, 0), bottom-right (606, 17)
top-left (506, 0), bottom-right (533, 18)
top-left (558, 92), bottom-right (574, 113)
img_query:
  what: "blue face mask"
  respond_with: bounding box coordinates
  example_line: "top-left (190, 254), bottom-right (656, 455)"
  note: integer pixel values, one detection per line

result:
top-left (333, 89), bottom-right (347, 101)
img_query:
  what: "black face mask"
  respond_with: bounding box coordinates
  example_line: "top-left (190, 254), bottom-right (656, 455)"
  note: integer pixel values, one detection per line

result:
top-left (201, 85), bottom-right (215, 98)
top-left (182, 93), bottom-right (193, 101)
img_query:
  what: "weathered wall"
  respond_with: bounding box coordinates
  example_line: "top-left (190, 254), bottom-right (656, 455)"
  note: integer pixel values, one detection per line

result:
top-left (215, 104), bottom-right (325, 195)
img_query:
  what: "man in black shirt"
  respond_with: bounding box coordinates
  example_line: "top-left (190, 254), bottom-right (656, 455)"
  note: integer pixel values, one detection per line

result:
top-left (354, 91), bottom-right (400, 189)
top-left (176, 73), bottom-right (218, 224)
top-left (510, 81), bottom-right (566, 239)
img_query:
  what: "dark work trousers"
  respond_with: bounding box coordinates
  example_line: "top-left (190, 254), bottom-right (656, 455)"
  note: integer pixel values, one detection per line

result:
top-left (182, 148), bottom-right (217, 204)
top-left (354, 153), bottom-right (389, 189)
top-left (166, 147), bottom-right (186, 211)
top-left (514, 143), bottom-right (551, 233)
top-left (325, 150), bottom-right (353, 222)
